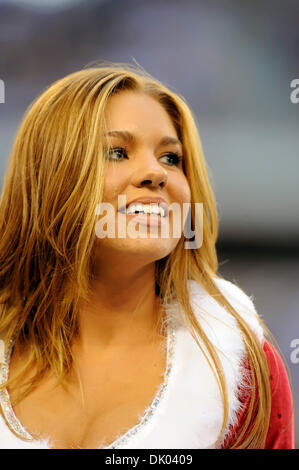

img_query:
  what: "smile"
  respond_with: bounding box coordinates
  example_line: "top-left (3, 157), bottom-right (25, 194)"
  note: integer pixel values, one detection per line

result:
top-left (118, 203), bottom-right (167, 217)
top-left (117, 210), bottom-right (168, 228)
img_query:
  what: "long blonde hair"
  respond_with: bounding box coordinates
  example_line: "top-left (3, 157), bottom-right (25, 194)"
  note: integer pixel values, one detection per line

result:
top-left (0, 62), bottom-right (283, 447)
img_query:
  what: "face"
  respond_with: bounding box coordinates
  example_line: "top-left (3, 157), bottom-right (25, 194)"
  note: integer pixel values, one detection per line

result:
top-left (94, 90), bottom-right (191, 266)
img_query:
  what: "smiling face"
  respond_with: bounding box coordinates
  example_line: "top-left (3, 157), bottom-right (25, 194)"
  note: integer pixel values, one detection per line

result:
top-left (94, 90), bottom-right (191, 266)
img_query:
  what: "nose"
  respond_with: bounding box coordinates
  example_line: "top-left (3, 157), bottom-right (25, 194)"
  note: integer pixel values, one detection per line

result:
top-left (131, 156), bottom-right (168, 189)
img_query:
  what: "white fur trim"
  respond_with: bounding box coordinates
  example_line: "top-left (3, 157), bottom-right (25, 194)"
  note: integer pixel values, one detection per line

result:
top-left (117, 277), bottom-right (264, 449)
top-left (0, 278), bottom-right (264, 449)
top-left (0, 427), bottom-right (51, 450)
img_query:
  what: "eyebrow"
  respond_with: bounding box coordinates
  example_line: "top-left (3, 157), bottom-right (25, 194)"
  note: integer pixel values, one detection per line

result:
top-left (104, 130), bottom-right (182, 148)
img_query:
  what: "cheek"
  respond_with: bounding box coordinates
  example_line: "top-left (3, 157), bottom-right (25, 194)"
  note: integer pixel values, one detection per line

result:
top-left (103, 167), bottom-right (128, 201)
top-left (167, 173), bottom-right (192, 234)
top-left (172, 173), bottom-right (191, 204)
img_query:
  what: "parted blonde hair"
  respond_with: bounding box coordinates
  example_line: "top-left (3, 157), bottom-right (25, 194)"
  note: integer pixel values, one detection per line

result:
top-left (0, 61), bottom-right (285, 447)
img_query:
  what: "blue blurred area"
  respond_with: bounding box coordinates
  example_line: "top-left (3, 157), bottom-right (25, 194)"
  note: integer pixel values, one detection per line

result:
top-left (0, 0), bottom-right (85, 10)
top-left (0, 0), bottom-right (298, 447)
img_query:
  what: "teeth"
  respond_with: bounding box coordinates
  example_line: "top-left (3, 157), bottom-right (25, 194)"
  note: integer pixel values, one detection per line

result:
top-left (136, 204), bottom-right (144, 213)
top-left (125, 203), bottom-right (165, 217)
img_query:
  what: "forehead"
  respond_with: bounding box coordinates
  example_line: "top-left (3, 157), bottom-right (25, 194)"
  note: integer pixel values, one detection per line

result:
top-left (104, 91), bottom-right (179, 138)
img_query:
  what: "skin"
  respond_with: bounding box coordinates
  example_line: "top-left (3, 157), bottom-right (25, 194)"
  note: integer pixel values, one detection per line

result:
top-left (8, 90), bottom-right (191, 449)
top-left (77, 90), bottom-right (191, 353)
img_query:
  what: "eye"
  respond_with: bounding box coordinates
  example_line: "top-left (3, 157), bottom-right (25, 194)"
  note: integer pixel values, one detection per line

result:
top-left (159, 152), bottom-right (183, 167)
top-left (105, 147), bottom-right (183, 167)
top-left (105, 147), bottom-right (128, 161)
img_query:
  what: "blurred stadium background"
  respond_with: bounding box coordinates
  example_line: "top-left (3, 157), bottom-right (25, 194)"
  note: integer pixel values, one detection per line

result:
top-left (0, 0), bottom-right (298, 448)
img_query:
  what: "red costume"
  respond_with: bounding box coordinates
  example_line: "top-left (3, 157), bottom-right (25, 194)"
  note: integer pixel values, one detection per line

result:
top-left (223, 340), bottom-right (295, 448)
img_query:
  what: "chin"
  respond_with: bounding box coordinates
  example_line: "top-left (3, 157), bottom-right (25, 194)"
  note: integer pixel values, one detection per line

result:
top-left (110, 237), bottom-right (179, 262)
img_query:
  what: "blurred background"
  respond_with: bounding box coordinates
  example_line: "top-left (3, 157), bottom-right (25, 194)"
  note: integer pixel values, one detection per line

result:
top-left (0, 0), bottom-right (298, 447)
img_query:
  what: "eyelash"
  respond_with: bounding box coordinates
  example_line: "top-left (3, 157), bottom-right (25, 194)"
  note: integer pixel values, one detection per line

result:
top-left (105, 147), bottom-right (183, 167)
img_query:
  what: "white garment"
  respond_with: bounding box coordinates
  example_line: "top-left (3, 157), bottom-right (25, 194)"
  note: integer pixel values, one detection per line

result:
top-left (0, 277), bottom-right (264, 449)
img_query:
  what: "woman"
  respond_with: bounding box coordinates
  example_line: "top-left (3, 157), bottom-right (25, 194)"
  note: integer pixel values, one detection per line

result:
top-left (0, 63), bottom-right (294, 449)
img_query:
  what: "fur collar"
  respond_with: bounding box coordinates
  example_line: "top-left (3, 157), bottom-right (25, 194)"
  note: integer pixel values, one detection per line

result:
top-left (0, 277), bottom-right (264, 449)
top-left (115, 277), bottom-right (265, 449)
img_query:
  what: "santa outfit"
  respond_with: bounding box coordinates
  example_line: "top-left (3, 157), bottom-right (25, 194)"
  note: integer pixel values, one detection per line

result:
top-left (0, 278), bottom-right (294, 449)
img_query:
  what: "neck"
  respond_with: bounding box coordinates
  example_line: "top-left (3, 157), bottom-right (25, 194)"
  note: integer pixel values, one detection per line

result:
top-left (74, 261), bottom-right (164, 355)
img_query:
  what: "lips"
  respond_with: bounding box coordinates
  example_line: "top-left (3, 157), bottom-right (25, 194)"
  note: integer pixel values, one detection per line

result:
top-left (117, 197), bottom-right (169, 217)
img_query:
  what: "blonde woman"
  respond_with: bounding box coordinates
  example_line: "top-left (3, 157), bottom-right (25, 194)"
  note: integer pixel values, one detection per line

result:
top-left (0, 63), bottom-right (294, 449)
